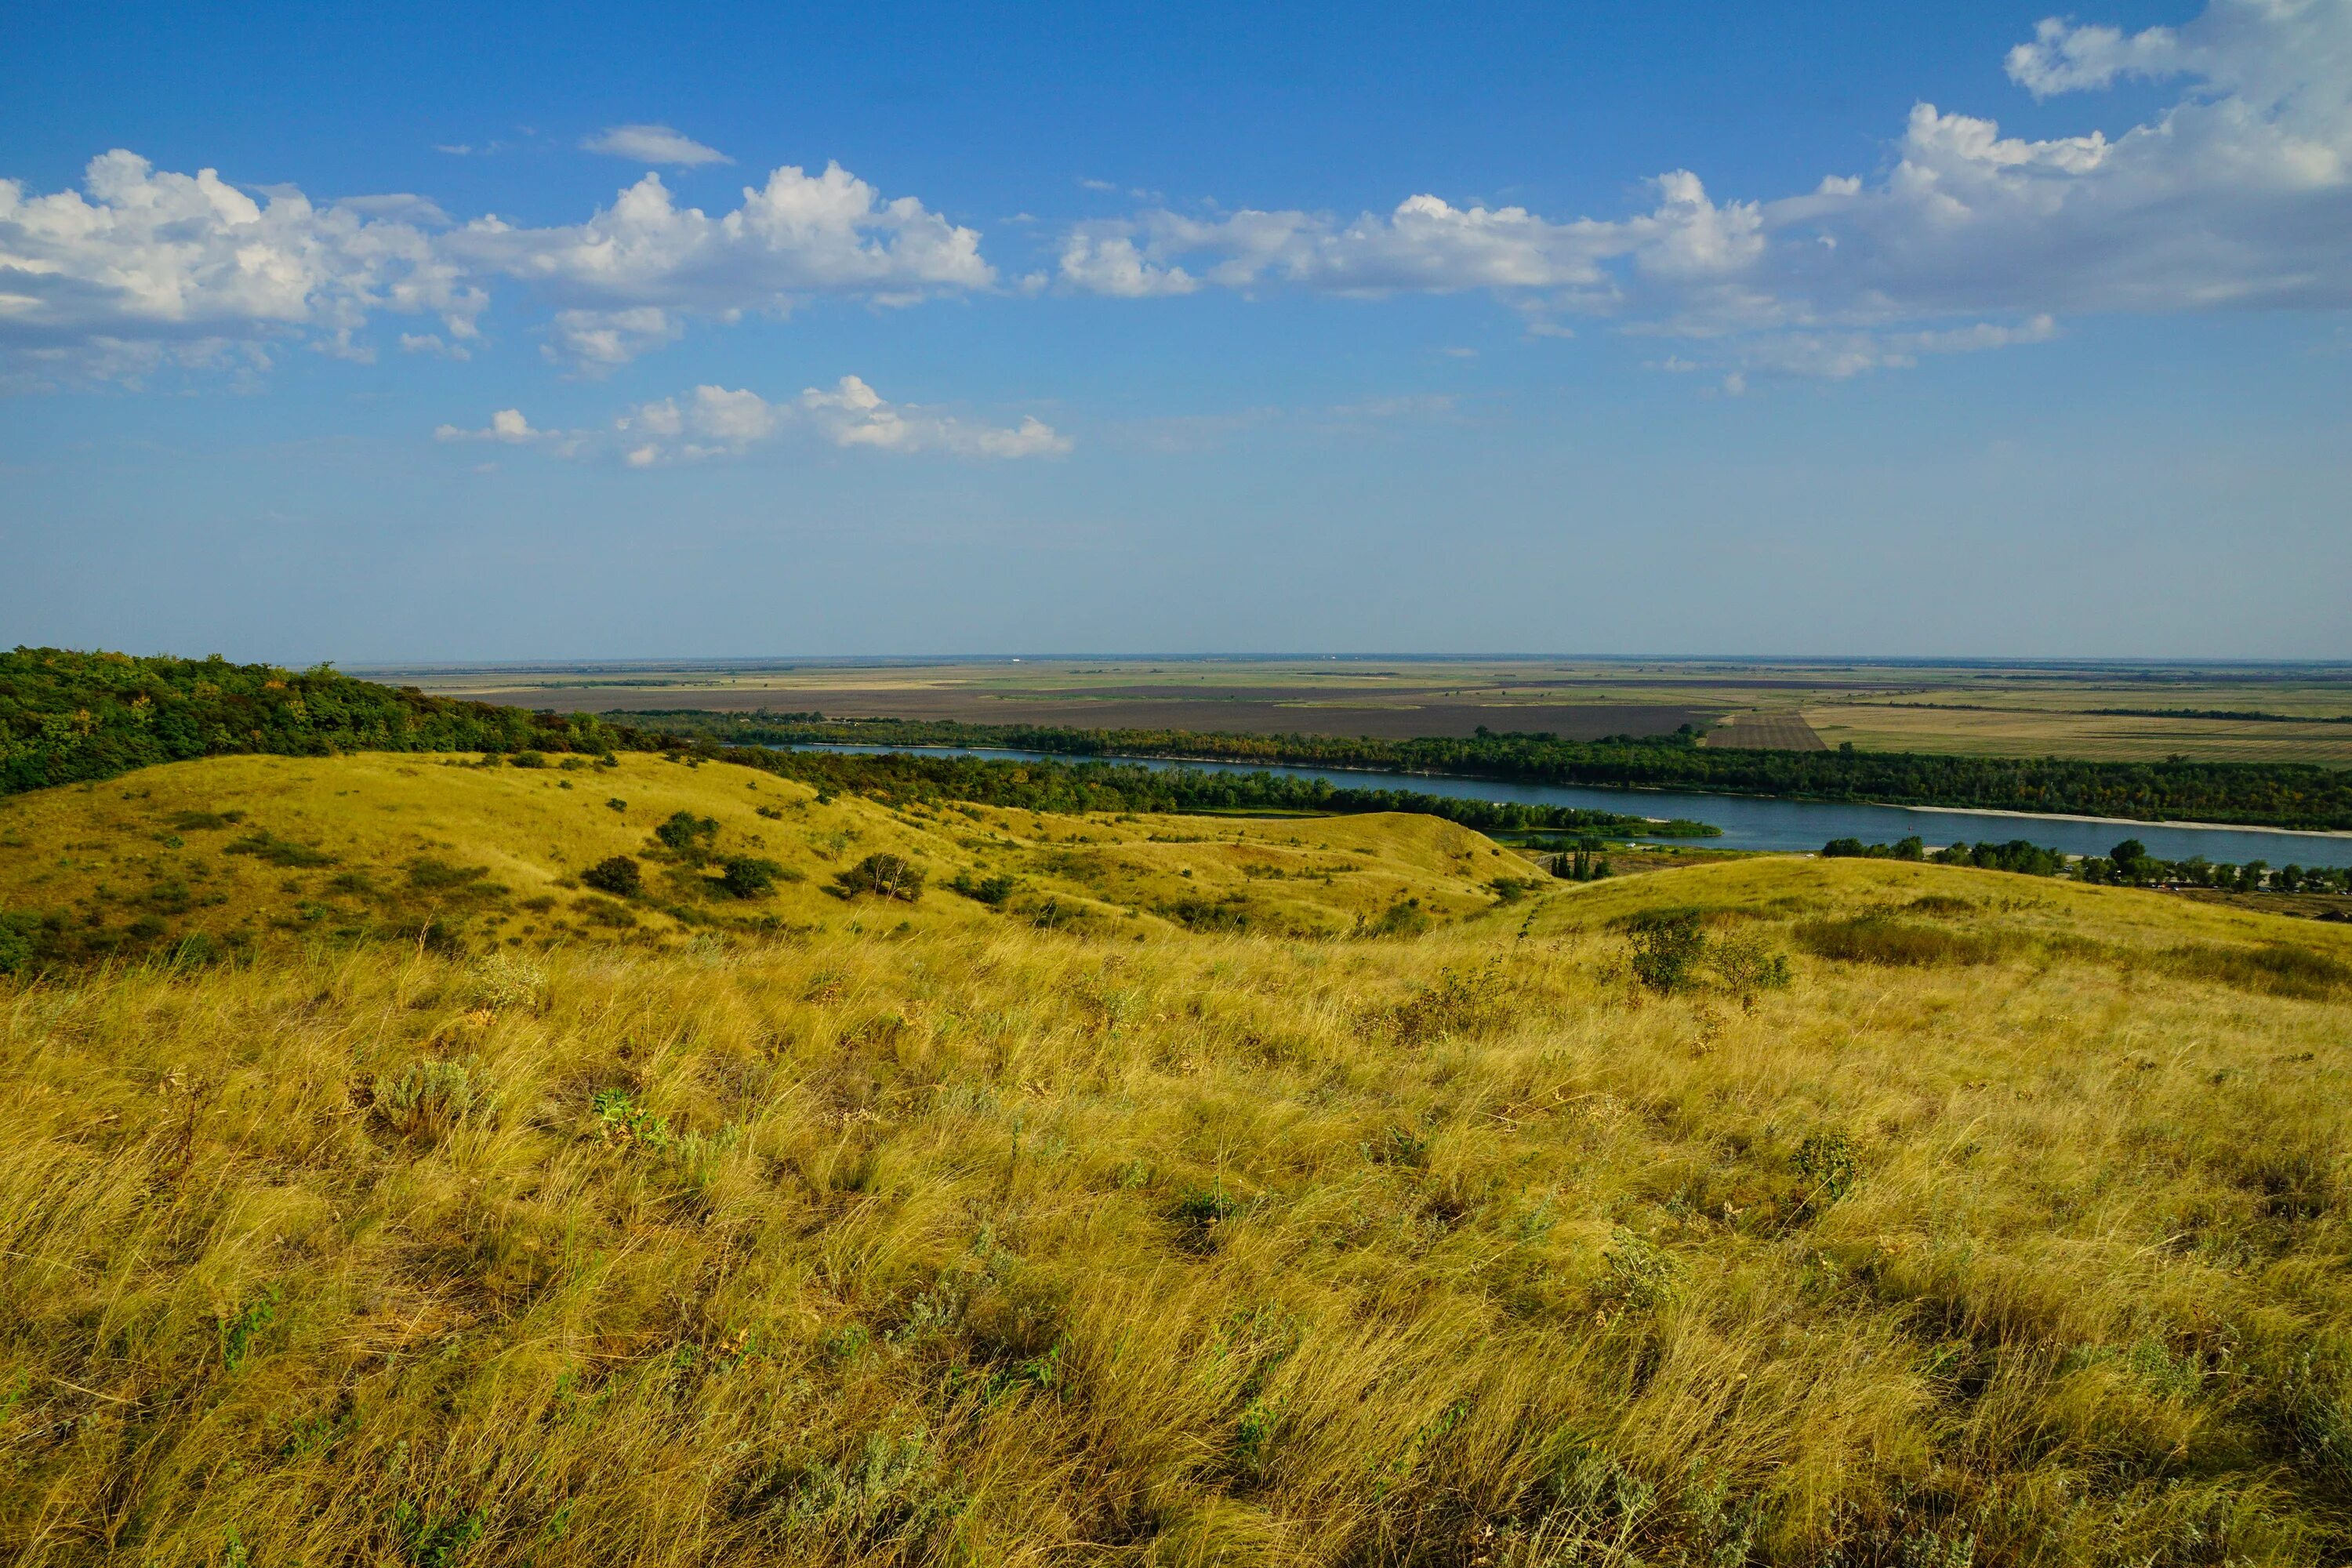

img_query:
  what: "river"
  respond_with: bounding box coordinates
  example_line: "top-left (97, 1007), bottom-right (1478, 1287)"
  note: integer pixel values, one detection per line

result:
top-left (781, 744), bottom-right (2352, 869)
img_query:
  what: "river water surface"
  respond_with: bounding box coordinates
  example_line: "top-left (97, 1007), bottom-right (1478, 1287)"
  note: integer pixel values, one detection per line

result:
top-left (782, 744), bottom-right (2352, 869)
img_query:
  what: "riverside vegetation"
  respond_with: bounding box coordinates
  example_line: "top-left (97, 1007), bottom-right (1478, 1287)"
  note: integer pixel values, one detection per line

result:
top-left (3, 741), bottom-right (2352, 1565)
top-left (638, 713), bottom-right (2352, 832)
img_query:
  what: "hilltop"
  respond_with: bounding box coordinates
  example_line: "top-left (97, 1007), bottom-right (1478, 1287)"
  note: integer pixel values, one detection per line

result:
top-left (3, 753), bottom-right (2350, 1565)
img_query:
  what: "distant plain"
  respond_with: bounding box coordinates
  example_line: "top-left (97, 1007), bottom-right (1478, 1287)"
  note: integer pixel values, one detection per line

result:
top-left (375, 659), bottom-right (2352, 765)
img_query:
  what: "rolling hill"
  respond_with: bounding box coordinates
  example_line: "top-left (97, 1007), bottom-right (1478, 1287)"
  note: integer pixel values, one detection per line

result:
top-left (3, 753), bottom-right (2350, 1566)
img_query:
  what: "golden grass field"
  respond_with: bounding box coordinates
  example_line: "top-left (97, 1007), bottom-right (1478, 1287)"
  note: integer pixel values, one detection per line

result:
top-left (5, 757), bottom-right (2352, 1565)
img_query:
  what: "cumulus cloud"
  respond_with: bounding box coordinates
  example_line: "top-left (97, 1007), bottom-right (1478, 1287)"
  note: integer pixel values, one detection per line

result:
top-left (608, 376), bottom-right (1069, 463)
top-left (434, 408), bottom-right (550, 442)
top-left (1057, 0), bottom-right (2352, 376)
top-left (800, 374), bottom-right (1073, 456)
top-left (2, 151), bottom-right (989, 376)
top-left (581, 125), bottom-right (733, 167)
top-left (0, 151), bottom-right (484, 376)
top-left (448, 162), bottom-right (993, 362)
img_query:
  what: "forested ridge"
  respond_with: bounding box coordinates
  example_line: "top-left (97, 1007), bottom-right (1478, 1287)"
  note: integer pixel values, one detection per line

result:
top-left (633, 711), bottom-right (2352, 830)
top-left (1, 648), bottom-right (647, 794)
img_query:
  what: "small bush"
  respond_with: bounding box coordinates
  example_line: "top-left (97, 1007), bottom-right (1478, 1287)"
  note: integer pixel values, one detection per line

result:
top-left (1794, 916), bottom-right (2008, 967)
top-left (373, 1059), bottom-right (477, 1140)
top-left (655, 811), bottom-right (720, 855)
top-left (1711, 930), bottom-right (1792, 1005)
top-left (508, 750), bottom-right (548, 768)
top-left (1390, 960), bottom-right (1509, 1044)
top-left (1794, 1131), bottom-right (1858, 1202)
top-left (408, 857), bottom-right (490, 891)
top-left (2159, 942), bottom-right (2351, 1000)
top-left (1359, 898), bottom-right (1430, 938)
top-left (223, 830), bottom-right (336, 868)
top-left (168, 809), bottom-right (245, 832)
top-left (1627, 911), bottom-right (1707, 994)
top-left (0, 915), bottom-right (34, 975)
top-left (720, 856), bottom-right (784, 898)
top-left (837, 853), bottom-right (925, 902)
top-left (583, 855), bottom-right (644, 898)
top-left (949, 872), bottom-right (1018, 906)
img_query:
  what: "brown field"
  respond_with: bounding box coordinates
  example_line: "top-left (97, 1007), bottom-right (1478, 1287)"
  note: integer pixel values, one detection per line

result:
top-left (459, 685), bottom-right (1711, 740)
top-left (1697, 712), bottom-right (1826, 750)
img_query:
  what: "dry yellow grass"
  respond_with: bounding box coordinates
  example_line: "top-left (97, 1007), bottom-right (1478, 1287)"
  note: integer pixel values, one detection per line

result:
top-left (0, 753), bottom-right (1524, 959)
top-left (5, 762), bottom-right (2352, 1565)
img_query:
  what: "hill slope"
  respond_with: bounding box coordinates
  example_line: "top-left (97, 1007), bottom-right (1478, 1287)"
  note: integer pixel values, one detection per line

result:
top-left (0, 752), bottom-right (1530, 970)
top-left (3, 758), bottom-right (2350, 1565)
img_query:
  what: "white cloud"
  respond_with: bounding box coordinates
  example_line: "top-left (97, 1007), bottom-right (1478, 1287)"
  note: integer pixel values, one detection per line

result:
top-left (582, 125), bottom-right (733, 167)
top-left (400, 331), bottom-right (470, 358)
top-left (435, 408), bottom-right (547, 442)
top-left (450, 162), bottom-right (994, 362)
top-left (0, 151), bottom-right (484, 376)
top-left (1056, 234), bottom-right (1197, 297)
top-left (1058, 173), bottom-right (1759, 299)
top-left (2, 151), bottom-right (989, 375)
top-left (611, 376), bottom-right (1069, 463)
top-left (2005, 17), bottom-right (2186, 97)
top-left (800, 374), bottom-right (1072, 456)
top-left (547, 306), bottom-right (681, 368)
top-left (1054, 0), bottom-right (2352, 373)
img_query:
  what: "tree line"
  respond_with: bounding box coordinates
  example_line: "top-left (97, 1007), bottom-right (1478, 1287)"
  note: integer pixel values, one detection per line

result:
top-left (1824, 833), bottom-right (2352, 892)
top-left (1, 648), bottom-right (649, 796)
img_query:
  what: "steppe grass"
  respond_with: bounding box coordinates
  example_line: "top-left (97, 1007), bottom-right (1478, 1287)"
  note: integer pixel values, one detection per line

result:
top-left (4, 838), bottom-right (2350, 1564)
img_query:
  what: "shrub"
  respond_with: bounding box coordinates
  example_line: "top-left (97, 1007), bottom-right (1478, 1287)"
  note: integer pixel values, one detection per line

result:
top-left (1627, 911), bottom-right (1707, 994)
top-left (508, 750), bottom-right (548, 768)
top-left (1389, 960), bottom-right (1509, 1044)
top-left (720, 856), bottom-right (784, 898)
top-left (1711, 930), bottom-right (1792, 1006)
top-left (2159, 942), bottom-right (2350, 1000)
top-left (1794, 916), bottom-right (2008, 967)
top-left (0, 914), bottom-right (34, 975)
top-left (582, 855), bottom-right (644, 898)
top-left (407, 857), bottom-right (490, 891)
top-left (655, 811), bottom-right (720, 855)
top-left (1794, 1131), bottom-right (1858, 1203)
top-left (1360, 898), bottom-right (1430, 938)
top-left (837, 853), bottom-right (925, 902)
top-left (223, 830), bottom-right (336, 868)
top-left (949, 872), bottom-right (1018, 906)
top-left (1822, 836), bottom-right (1926, 861)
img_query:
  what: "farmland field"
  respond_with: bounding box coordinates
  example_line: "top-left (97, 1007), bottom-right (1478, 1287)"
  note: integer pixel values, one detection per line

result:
top-left (372, 658), bottom-right (2352, 764)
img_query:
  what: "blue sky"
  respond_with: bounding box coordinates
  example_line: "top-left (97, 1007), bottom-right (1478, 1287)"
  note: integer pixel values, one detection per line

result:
top-left (3, 0), bottom-right (2347, 662)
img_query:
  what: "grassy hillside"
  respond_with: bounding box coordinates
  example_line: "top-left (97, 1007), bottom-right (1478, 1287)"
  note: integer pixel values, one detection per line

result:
top-left (5, 758), bottom-right (2352, 1565)
top-left (0, 752), bottom-right (1532, 971)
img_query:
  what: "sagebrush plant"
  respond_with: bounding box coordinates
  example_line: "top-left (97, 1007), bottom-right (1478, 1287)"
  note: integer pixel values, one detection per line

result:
top-left (3, 766), bottom-right (2352, 1564)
